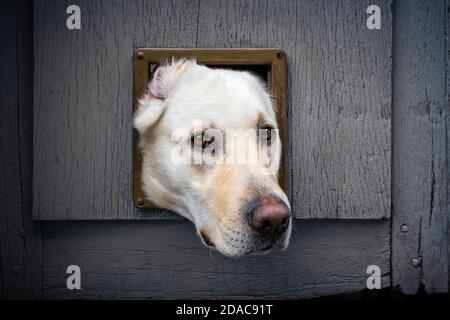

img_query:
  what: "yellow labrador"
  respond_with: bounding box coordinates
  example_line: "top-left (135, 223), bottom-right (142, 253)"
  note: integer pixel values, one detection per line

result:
top-left (134, 59), bottom-right (291, 257)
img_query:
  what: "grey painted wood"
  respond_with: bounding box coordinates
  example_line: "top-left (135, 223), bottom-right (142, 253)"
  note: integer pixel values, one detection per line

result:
top-left (447, 0), bottom-right (450, 294)
top-left (0, 0), bottom-right (41, 299)
top-left (392, 0), bottom-right (448, 294)
top-left (41, 220), bottom-right (390, 299)
top-left (34, 0), bottom-right (391, 220)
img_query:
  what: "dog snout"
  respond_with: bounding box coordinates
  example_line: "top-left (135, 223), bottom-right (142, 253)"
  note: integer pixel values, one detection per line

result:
top-left (248, 196), bottom-right (291, 237)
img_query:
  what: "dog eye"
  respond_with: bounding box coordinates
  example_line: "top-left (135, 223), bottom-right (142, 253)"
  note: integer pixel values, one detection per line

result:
top-left (260, 126), bottom-right (273, 144)
top-left (191, 132), bottom-right (215, 149)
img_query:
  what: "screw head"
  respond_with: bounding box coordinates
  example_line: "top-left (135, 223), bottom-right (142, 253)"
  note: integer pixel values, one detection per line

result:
top-left (137, 51), bottom-right (145, 59)
top-left (401, 224), bottom-right (409, 233)
top-left (136, 197), bottom-right (145, 207)
top-left (412, 258), bottom-right (421, 267)
top-left (276, 51), bottom-right (284, 59)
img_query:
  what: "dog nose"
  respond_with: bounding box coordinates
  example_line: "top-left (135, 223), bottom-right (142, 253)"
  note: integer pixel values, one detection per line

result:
top-left (249, 197), bottom-right (291, 236)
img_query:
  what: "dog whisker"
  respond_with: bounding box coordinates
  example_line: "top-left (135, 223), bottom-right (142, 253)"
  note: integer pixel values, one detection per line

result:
top-left (208, 248), bottom-right (216, 263)
top-left (158, 208), bottom-right (173, 219)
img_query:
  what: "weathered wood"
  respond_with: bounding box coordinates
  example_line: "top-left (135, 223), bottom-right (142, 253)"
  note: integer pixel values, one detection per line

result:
top-left (2, 0), bottom-right (447, 300)
top-left (392, 0), bottom-right (448, 294)
top-left (447, 0), bottom-right (450, 294)
top-left (34, 0), bottom-right (392, 220)
top-left (0, 0), bottom-right (41, 299)
top-left (42, 220), bottom-right (390, 299)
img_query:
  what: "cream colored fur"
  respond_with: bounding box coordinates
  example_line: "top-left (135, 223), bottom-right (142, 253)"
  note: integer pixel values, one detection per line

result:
top-left (134, 59), bottom-right (291, 257)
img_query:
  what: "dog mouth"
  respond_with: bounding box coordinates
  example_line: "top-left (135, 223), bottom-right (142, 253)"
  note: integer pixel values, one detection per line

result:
top-left (200, 232), bottom-right (216, 248)
top-left (200, 221), bottom-right (291, 257)
top-left (233, 239), bottom-right (284, 257)
top-left (241, 243), bottom-right (274, 256)
top-left (242, 234), bottom-right (289, 256)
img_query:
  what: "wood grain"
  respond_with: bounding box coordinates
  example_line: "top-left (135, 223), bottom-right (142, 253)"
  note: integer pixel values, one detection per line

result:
top-left (41, 220), bottom-right (390, 299)
top-left (447, 0), bottom-right (450, 294)
top-left (34, 0), bottom-right (392, 220)
top-left (0, 0), bottom-right (41, 299)
top-left (391, 0), bottom-right (448, 294)
top-left (0, 0), bottom-right (446, 299)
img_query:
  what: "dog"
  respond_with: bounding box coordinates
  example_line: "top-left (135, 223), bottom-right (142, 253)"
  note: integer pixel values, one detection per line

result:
top-left (134, 59), bottom-right (292, 257)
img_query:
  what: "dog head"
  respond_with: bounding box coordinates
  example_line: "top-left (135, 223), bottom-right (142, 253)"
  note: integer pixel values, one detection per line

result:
top-left (134, 59), bottom-right (292, 257)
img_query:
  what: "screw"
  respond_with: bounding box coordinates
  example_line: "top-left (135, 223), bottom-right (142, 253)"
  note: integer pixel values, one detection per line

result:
top-left (401, 224), bottom-right (409, 233)
top-left (412, 258), bottom-right (421, 267)
top-left (136, 197), bottom-right (145, 207)
top-left (137, 51), bottom-right (145, 59)
top-left (276, 51), bottom-right (284, 59)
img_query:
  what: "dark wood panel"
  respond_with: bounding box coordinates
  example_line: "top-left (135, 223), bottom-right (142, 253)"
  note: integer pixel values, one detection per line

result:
top-left (42, 220), bottom-right (390, 299)
top-left (34, 0), bottom-right (391, 220)
top-left (392, 0), bottom-right (448, 294)
top-left (0, 0), bottom-right (41, 299)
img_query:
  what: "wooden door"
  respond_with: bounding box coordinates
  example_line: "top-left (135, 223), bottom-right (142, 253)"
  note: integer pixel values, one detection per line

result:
top-left (32, 0), bottom-right (393, 298)
top-left (2, 0), bottom-right (447, 301)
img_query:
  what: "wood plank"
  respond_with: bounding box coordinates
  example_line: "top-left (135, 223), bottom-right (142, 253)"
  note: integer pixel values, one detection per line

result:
top-left (0, 0), bottom-right (41, 299)
top-left (42, 220), bottom-right (390, 299)
top-left (34, 0), bottom-right (391, 219)
top-left (447, 0), bottom-right (450, 294)
top-left (392, 0), bottom-right (448, 294)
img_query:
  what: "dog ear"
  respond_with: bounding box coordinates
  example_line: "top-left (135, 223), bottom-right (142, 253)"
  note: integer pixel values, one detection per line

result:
top-left (134, 98), bottom-right (165, 134)
top-left (134, 60), bottom-right (189, 134)
top-left (149, 59), bottom-right (188, 100)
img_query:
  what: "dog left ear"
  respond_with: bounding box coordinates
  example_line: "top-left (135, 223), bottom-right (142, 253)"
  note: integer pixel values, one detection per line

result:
top-left (134, 60), bottom-right (190, 134)
top-left (149, 59), bottom-right (188, 100)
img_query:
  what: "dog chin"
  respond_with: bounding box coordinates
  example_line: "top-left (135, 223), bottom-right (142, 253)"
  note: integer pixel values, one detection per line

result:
top-left (213, 230), bottom-right (292, 258)
top-left (219, 242), bottom-right (283, 258)
top-left (215, 246), bottom-right (270, 258)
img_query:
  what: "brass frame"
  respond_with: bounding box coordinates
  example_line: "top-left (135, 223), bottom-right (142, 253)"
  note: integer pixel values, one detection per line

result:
top-left (133, 48), bottom-right (287, 208)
